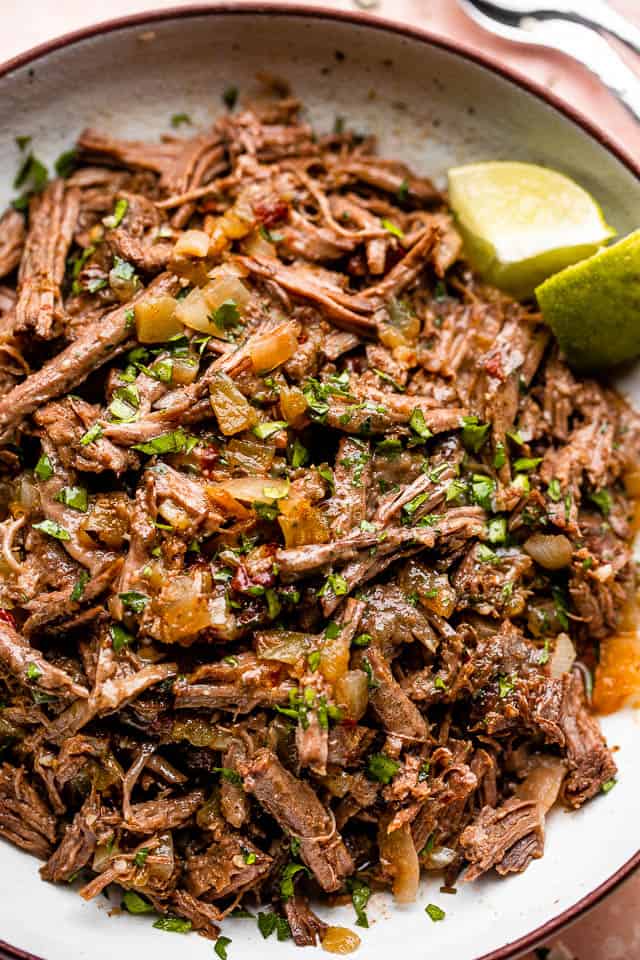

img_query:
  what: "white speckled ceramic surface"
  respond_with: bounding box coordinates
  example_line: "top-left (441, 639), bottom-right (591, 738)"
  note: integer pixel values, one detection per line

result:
top-left (0, 8), bottom-right (638, 960)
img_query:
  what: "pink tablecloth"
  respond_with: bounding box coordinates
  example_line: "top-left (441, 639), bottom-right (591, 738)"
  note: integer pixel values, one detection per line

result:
top-left (0, 2), bottom-right (639, 958)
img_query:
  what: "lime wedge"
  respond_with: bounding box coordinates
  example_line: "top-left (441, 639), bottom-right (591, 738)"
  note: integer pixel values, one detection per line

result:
top-left (447, 161), bottom-right (615, 298)
top-left (536, 228), bottom-right (640, 371)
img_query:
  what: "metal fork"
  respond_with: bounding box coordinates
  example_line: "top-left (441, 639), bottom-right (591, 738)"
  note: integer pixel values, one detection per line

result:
top-left (459, 0), bottom-right (640, 122)
top-left (461, 0), bottom-right (640, 55)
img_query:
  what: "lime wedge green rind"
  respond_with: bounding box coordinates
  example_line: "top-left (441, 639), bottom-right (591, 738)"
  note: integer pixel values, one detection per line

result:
top-left (448, 161), bottom-right (616, 299)
top-left (535, 229), bottom-right (640, 373)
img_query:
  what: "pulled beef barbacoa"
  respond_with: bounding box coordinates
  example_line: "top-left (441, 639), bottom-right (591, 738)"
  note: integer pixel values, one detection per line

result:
top-left (0, 93), bottom-right (636, 947)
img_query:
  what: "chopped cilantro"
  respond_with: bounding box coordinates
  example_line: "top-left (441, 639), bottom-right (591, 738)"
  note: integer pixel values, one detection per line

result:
top-left (26, 663), bottom-right (41, 682)
top-left (134, 847), bottom-right (150, 867)
top-left (257, 912), bottom-right (278, 939)
top-left (552, 587), bottom-right (570, 630)
top-left (425, 903), bottom-right (445, 922)
top-left (80, 423), bottom-right (103, 445)
top-left (34, 453), bottom-right (53, 481)
top-left (446, 479), bottom-right (467, 504)
top-left (290, 437), bottom-right (309, 468)
top-left (589, 489), bottom-right (612, 516)
top-left (372, 367), bottom-right (405, 392)
top-left (487, 516), bottom-right (507, 544)
top-left (133, 428), bottom-right (198, 456)
top-left (513, 456), bottom-right (542, 472)
top-left (122, 891), bottom-right (154, 914)
top-left (211, 299), bottom-right (241, 330)
top-left (381, 218), bottom-right (404, 239)
top-left (215, 936), bottom-right (231, 960)
top-left (280, 862), bottom-right (309, 900)
top-left (253, 420), bottom-right (288, 440)
top-left (461, 416), bottom-right (490, 453)
top-left (33, 519), bottom-right (70, 541)
top-left (118, 591), bottom-right (149, 614)
top-left (470, 474), bottom-right (495, 511)
top-left (110, 623), bottom-right (133, 653)
top-left (601, 778), bottom-right (617, 793)
top-left (170, 112), bottom-right (192, 128)
top-left (54, 149), bottom-right (77, 178)
top-left (320, 572), bottom-right (348, 597)
top-left (307, 651), bottom-right (321, 672)
top-left (493, 441), bottom-right (507, 469)
top-left (347, 878), bottom-right (371, 928)
top-left (212, 766), bottom-right (242, 785)
top-left (547, 478), bottom-right (562, 502)
top-left (498, 675), bottom-right (515, 698)
top-left (366, 752), bottom-right (400, 784)
top-left (55, 485), bottom-right (88, 512)
top-left (409, 407), bottom-right (432, 440)
top-left (152, 917), bottom-right (192, 933)
top-left (402, 491), bottom-right (430, 521)
top-left (71, 571), bottom-right (89, 602)
top-left (103, 197), bottom-right (128, 229)
top-left (353, 633), bottom-right (372, 648)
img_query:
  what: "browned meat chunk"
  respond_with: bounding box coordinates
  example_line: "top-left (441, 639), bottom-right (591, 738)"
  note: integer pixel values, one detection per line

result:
top-left (241, 749), bottom-right (354, 892)
top-left (460, 797), bottom-right (544, 880)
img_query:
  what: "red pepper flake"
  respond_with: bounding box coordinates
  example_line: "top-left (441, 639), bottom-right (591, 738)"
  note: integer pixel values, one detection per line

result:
top-left (0, 609), bottom-right (17, 628)
top-left (484, 353), bottom-right (506, 381)
top-left (253, 199), bottom-right (289, 228)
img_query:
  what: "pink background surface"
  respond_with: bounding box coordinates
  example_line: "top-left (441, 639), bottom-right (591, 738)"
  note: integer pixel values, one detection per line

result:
top-left (0, 1), bottom-right (639, 958)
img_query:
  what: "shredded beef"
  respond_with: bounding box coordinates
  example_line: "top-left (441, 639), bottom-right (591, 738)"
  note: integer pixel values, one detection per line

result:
top-left (0, 96), bottom-right (634, 946)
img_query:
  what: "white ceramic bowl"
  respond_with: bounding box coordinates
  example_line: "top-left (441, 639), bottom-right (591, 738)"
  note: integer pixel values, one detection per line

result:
top-left (0, 7), bottom-right (638, 960)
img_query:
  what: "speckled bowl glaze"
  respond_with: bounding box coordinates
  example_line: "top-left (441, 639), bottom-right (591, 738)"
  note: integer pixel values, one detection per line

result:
top-left (0, 7), bottom-right (638, 960)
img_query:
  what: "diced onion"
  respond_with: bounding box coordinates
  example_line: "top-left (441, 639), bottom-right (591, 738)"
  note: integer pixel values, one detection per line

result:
top-left (209, 373), bottom-right (257, 436)
top-left (210, 476), bottom-right (289, 503)
top-left (173, 229), bottom-right (210, 258)
top-left (247, 322), bottom-right (298, 374)
top-left (172, 717), bottom-right (232, 749)
top-left (226, 438), bottom-right (275, 473)
top-left (335, 669), bottom-right (368, 721)
top-left (524, 533), bottom-right (573, 570)
top-left (256, 630), bottom-right (313, 664)
top-left (93, 841), bottom-right (117, 873)
top-left (157, 498), bottom-right (192, 531)
top-left (399, 560), bottom-right (456, 618)
top-left (279, 384), bottom-right (309, 428)
top-left (135, 296), bottom-right (182, 343)
top-left (174, 287), bottom-right (213, 335)
top-left (320, 631), bottom-right (351, 687)
top-left (379, 822), bottom-right (420, 904)
top-left (514, 756), bottom-right (566, 813)
top-left (424, 845), bottom-right (457, 869)
top-left (202, 275), bottom-right (251, 313)
top-left (219, 205), bottom-right (254, 240)
top-left (156, 574), bottom-right (213, 642)
top-left (171, 357), bottom-right (199, 386)
top-left (549, 631), bottom-right (576, 679)
top-left (278, 496), bottom-right (329, 548)
top-left (242, 229), bottom-right (276, 258)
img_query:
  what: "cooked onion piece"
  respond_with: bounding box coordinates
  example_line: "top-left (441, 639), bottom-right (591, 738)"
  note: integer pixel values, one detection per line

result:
top-left (549, 631), bottom-right (576, 679)
top-left (135, 295), bottom-right (181, 343)
top-left (379, 821), bottom-right (420, 904)
top-left (523, 533), bottom-right (573, 570)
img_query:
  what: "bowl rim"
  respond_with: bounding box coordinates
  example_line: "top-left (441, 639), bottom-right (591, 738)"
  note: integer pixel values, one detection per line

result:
top-left (0, 5), bottom-right (638, 960)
